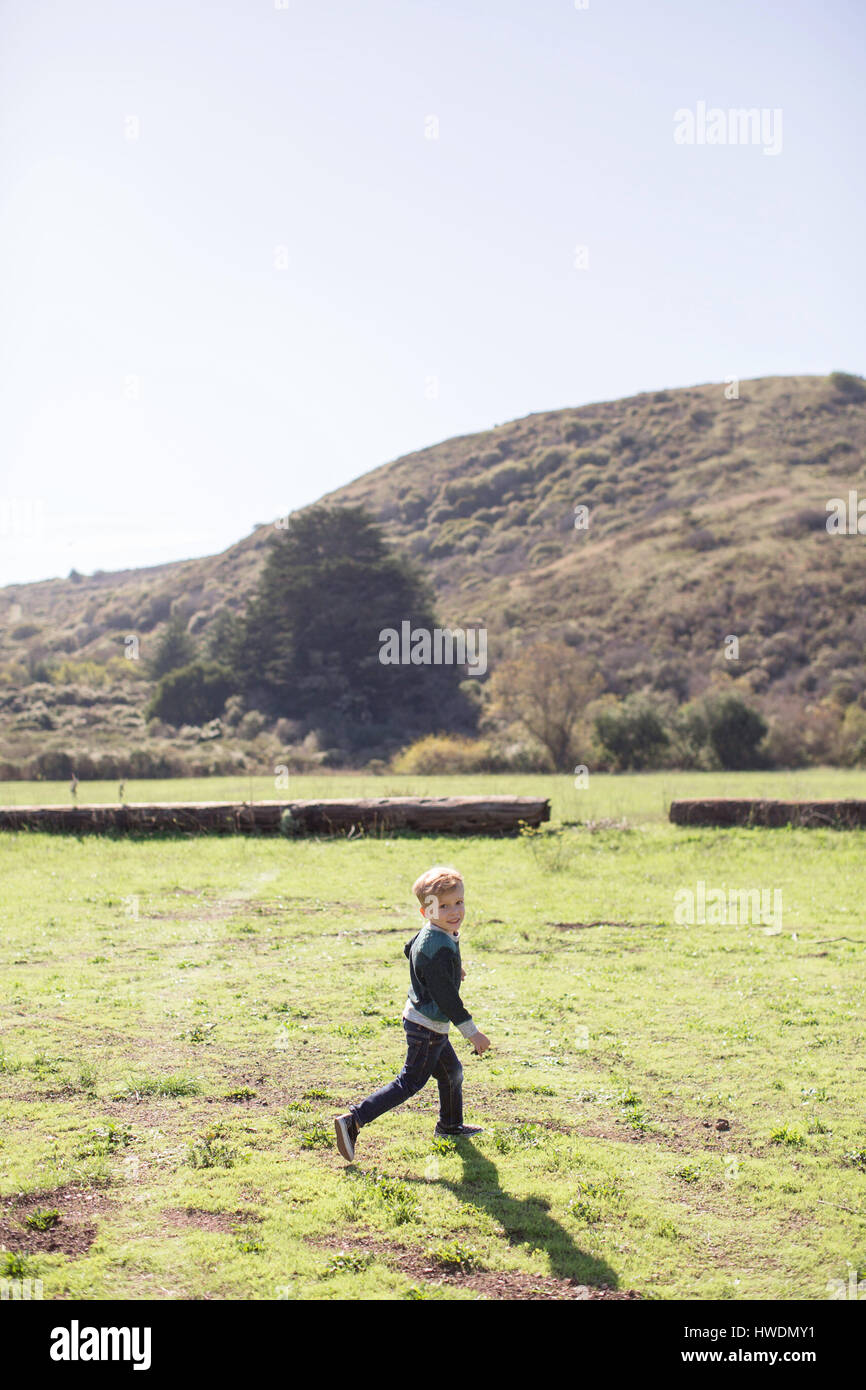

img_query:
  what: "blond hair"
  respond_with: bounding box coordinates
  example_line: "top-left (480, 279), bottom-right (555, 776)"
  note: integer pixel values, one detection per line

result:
top-left (412, 864), bottom-right (464, 908)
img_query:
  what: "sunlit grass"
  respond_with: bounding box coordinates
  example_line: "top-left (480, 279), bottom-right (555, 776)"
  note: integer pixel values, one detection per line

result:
top-left (0, 772), bottom-right (864, 1299)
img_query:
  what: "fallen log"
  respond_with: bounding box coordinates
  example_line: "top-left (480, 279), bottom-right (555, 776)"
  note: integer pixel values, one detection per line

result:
top-left (0, 796), bottom-right (550, 837)
top-left (670, 798), bottom-right (866, 829)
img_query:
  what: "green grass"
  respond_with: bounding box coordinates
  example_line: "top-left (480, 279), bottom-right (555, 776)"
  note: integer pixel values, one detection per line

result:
top-left (0, 769), bottom-right (865, 1300)
top-left (2, 766), bottom-right (866, 820)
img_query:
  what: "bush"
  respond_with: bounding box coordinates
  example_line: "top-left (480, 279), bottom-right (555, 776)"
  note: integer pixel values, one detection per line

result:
top-left (274, 716), bottom-right (302, 742)
top-left (392, 734), bottom-right (504, 774)
top-left (429, 518), bottom-right (489, 557)
top-left (666, 702), bottom-right (712, 768)
top-left (146, 661), bottom-right (235, 727)
top-left (533, 446), bottom-right (568, 477)
top-left (237, 709), bottom-right (268, 739)
top-left (529, 540), bottom-right (562, 565)
top-left (594, 696), bottom-right (670, 771)
top-left (562, 418), bottom-right (594, 444)
top-left (828, 370), bottom-right (866, 401)
top-left (837, 704), bottom-right (866, 767)
top-left (703, 693), bottom-right (768, 769)
top-left (443, 461), bottom-right (530, 511)
top-left (573, 448), bottom-right (611, 470)
top-left (31, 749), bottom-right (75, 780)
top-left (576, 469), bottom-right (602, 492)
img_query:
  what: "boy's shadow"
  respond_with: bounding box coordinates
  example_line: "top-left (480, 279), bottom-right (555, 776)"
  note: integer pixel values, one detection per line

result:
top-left (402, 1141), bottom-right (620, 1289)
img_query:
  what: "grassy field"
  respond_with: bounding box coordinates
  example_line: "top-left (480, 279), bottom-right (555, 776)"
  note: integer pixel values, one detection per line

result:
top-left (1, 770), bottom-right (864, 1301)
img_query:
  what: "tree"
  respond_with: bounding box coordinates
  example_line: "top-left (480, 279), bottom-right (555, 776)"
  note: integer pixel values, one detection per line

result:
top-left (202, 607), bottom-right (245, 668)
top-left (486, 640), bottom-right (604, 769)
top-left (594, 694), bottom-right (669, 771)
top-left (145, 660), bottom-right (234, 727)
top-left (147, 612), bottom-right (197, 681)
top-left (703, 692), bottom-right (767, 769)
top-left (232, 504), bottom-right (475, 747)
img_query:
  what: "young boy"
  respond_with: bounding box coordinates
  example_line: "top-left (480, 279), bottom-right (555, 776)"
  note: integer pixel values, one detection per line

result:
top-left (334, 865), bottom-right (490, 1161)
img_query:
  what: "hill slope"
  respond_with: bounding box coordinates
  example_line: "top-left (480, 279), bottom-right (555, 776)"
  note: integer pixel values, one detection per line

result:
top-left (2, 372), bottom-right (865, 769)
top-left (326, 372), bottom-right (866, 707)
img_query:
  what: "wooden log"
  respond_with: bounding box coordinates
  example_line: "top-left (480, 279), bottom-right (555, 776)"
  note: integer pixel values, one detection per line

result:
top-left (279, 796), bottom-right (549, 835)
top-left (0, 796), bottom-right (550, 837)
top-left (670, 799), bottom-right (866, 829)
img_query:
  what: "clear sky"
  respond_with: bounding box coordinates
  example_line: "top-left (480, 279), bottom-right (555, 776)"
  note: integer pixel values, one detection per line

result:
top-left (1, 0), bottom-right (863, 587)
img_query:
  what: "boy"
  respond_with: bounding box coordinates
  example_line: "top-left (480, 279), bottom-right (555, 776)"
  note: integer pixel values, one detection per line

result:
top-left (334, 865), bottom-right (490, 1161)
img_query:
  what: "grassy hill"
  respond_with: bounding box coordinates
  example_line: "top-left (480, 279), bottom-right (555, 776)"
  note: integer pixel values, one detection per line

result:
top-left (2, 372), bottom-right (865, 773)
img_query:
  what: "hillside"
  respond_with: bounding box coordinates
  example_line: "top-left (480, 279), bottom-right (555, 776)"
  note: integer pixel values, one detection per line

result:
top-left (2, 372), bottom-right (865, 772)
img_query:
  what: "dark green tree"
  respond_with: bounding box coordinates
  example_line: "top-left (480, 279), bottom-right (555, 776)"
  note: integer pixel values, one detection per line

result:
top-left (704, 693), bottom-right (768, 769)
top-left (233, 504), bottom-right (475, 747)
top-left (146, 660), bottom-right (234, 727)
top-left (147, 612), bottom-right (197, 681)
top-left (594, 695), bottom-right (670, 771)
top-left (202, 607), bottom-right (245, 669)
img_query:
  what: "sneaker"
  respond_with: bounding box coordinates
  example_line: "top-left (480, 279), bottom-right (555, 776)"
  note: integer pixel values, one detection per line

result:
top-left (434, 1123), bottom-right (483, 1139)
top-left (335, 1111), bottom-right (359, 1161)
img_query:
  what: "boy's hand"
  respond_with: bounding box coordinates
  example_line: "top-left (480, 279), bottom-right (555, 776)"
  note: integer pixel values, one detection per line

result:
top-left (471, 1031), bottom-right (490, 1055)
top-left (461, 967), bottom-right (466, 980)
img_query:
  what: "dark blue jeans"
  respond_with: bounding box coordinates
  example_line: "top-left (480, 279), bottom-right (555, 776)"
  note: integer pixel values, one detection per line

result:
top-left (351, 1019), bottom-right (464, 1131)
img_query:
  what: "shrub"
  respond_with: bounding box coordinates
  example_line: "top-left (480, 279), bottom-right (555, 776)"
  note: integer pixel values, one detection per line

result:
top-left (146, 661), bottom-right (235, 727)
top-left (237, 709), bottom-right (268, 739)
top-left (187, 1126), bottom-right (237, 1168)
top-left (30, 749), bottom-right (75, 780)
top-left (443, 461), bottom-right (530, 511)
top-left (576, 469), bottom-right (602, 492)
top-left (392, 734), bottom-right (503, 774)
top-left (529, 540), bottom-right (562, 565)
top-left (562, 418), bottom-right (594, 444)
top-left (828, 370), bottom-right (866, 400)
top-left (429, 518), bottom-right (489, 556)
top-left (399, 490), bottom-right (427, 522)
top-left (573, 448), bottom-right (610, 471)
top-left (431, 1239), bottom-right (481, 1272)
top-left (688, 407), bottom-right (713, 429)
top-left (770, 1123), bottom-right (804, 1147)
top-left (324, 1250), bottom-right (374, 1275)
top-left (703, 692), bottom-right (768, 769)
top-left (594, 696), bottom-right (670, 770)
top-left (533, 446), bottom-right (568, 477)
top-left (25, 1208), bottom-right (60, 1231)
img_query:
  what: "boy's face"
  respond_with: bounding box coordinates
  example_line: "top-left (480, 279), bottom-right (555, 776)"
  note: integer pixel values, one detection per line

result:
top-left (421, 884), bottom-right (465, 935)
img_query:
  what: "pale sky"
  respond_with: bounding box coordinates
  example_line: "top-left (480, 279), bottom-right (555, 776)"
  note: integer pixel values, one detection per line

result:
top-left (1, 0), bottom-right (863, 587)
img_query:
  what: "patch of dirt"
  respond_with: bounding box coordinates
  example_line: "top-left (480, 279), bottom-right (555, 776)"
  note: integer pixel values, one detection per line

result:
top-left (548, 920), bottom-right (664, 930)
top-left (102, 1099), bottom-right (181, 1125)
top-left (0, 1184), bottom-right (112, 1257)
top-left (145, 895), bottom-right (370, 924)
top-left (308, 1235), bottom-right (641, 1300)
top-left (575, 1115), bottom-right (740, 1153)
top-left (162, 1207), bottom-right (263, 1233)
